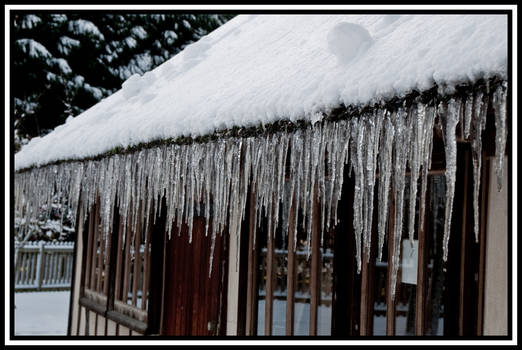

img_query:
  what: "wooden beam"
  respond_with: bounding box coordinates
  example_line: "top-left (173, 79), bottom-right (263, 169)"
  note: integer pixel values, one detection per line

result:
top-left (310, 184), bottom-right (320, 336)
top-left (245, 192), bottom-right (257, 335)
top-left (89, 199), bottom-right (100, 290)
top-left (285, 199), bottom-right (296, 336)
top-left (416, 175), bottom-right (428, 335)
top-left (114, 217), bottom-right (124, 301)
top-left (132, 203), bottom-right (143, 307)
top-left (458, 149), bottom-right (471, 336)
top-left (386, 193), bottom-right (396, 336)
top-left (476, 156), bottom-right (489, 335)
top-left (121, 208), bottom-right (133, 304)
top-left (264, 205), bottom-right (275, 336)
top-left (142, 205), bottom-right (153, 311)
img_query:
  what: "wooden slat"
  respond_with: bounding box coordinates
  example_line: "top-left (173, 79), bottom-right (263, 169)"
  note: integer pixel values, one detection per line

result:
top-left (114, 217), bottom-right (125, 301)
top-left (103, 214), bottom-right (114, 296)
top-left (416, 175), bottom-right (428, 335)
top-left (132, 207), bottom-right (143, 307)
top-left (90, 200), bottom-right (100, 289)
top-left (96, 216), bottom-right (105, 293)
top-left (121, 208), bottom-right (133, 304)
top-left (386, 192), bottom-right (396, 336)
top-left (310, 184), bottom-right (320, 336)
top-left (476, 156), bottom-right (489, 335)
top-left (360, 246), bottom-right (370, 335)
top-left (245, 192), bottom-right (257, 335)
top-left (285, 199), bottom-right (296, 336)
top-left (264, 206), bottom-right (275, 336)
top-left (141, 206), bottom-right (153, 311)
top-left (458, 150), bottom-right (471, 336)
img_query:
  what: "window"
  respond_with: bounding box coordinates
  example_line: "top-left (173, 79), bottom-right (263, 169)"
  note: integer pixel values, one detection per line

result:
top-left (241, 141), bottom-right (488, 336)
top-left (77, 199), bottom-right (158, 335)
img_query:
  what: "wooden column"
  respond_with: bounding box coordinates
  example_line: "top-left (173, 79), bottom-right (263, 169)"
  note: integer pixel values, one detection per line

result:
top-left (285, 200), bottom-right (296, 335)
top-left (386, 193), bottom-right (396, 336)
top-left (415, 175), bottom-right (428, 335)
top-left (458, 150), bottom-right (471, 336)
top-left (245, 192), bottom-right (258, 335)
top-left (476, 156), bottom-right (489, 335)
top-left (264, 205), bottom-right (275, 335)
top-left (310, 184), bottom-right (320, 335)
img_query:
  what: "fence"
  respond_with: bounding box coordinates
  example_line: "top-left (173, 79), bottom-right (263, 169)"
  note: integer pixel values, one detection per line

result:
top-left (15, 241), bottom-right (75, 291)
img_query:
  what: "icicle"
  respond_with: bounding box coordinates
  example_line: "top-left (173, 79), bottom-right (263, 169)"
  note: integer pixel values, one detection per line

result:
top-left (493, 83), bottom-right (507, 192)
top-left (390, 108), bottom-right (411, 298)
top-left (442, 98), bottom-right (459, 262)
top-left (406, 104), bottom-right (424, 244)
top-left (351, 117), bottom-right (365, 273)
top-left (418, 104), bottom-right (436, 230)
top-left (471, 91), bottom-right (488, 242)
top-left (377, 111), bottom-right (394, 262)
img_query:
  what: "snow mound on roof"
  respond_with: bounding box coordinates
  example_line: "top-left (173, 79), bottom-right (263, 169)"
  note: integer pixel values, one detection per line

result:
top-left (15, 14), bottom-right (508, 170)
top-left (327, 22), bottom-right (374, 64)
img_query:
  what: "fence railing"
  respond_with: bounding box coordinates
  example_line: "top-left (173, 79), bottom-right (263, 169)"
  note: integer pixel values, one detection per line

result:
top-left (15, 241), bottom-right (75, 291)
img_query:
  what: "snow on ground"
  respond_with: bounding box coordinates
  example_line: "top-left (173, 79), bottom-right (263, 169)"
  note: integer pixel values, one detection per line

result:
top-left (15, 14), bottom-right (507, 170)
top-left (14, 291), bottom-right (70, 335)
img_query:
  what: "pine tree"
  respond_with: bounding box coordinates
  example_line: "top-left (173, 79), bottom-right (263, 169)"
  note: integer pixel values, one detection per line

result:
top-left (13, 12), bottom-right (234, 152)
top-left (13, 12), bottom-right (235, 242)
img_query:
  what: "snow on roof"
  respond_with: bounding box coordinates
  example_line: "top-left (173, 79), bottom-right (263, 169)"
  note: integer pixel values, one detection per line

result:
top-left (15, 14), bottom-right (507, 170)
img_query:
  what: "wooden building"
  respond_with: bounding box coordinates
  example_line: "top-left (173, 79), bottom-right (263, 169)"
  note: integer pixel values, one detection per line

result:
top-left (14, 14), bottom-right (511, 337)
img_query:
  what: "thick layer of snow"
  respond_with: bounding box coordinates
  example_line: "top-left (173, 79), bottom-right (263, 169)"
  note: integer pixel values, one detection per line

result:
top-left (15, 15), bottom-right (507, 170)
top-left (14, 291), bottom-right (70, 335)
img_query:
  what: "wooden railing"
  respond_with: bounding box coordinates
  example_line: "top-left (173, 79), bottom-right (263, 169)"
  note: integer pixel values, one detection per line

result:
top-left (15, 241), bottom-right (75, 291)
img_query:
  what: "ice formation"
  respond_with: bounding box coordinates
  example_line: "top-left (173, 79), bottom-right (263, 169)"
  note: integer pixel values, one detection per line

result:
top-left (14, 82), bottom-right (508, 297)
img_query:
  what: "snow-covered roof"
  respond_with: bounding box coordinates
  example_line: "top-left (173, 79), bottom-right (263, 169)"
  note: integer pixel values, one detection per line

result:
top-left (15, 14), bottom-right (507, 170)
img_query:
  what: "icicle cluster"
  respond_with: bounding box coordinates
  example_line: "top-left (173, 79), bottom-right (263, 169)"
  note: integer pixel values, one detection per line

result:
top-left (14, 82), bottom-right (508, 298)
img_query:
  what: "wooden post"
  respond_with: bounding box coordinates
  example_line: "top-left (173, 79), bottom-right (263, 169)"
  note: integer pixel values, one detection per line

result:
top-left (476, 156), bottom-right (489, 335)
top-left (310, 184), bottom-right (320, 336)
top-left (245, 192), bottom-right (258, 335)
top-left (386, 193), bottom-right (396, 336)
top-left (285, 200), bottom-right (296, 336)
top-left (458, 150), bottom-right (470, 336)
top-left (416, 175), bottom-right (428, 335)
top-left (264, 205), bottom-right (275, 336)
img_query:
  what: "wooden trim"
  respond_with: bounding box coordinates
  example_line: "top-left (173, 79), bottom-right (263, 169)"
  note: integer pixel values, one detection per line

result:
top-left (121, 209), bottom-right (133, 303)
top-left (245, 192), bottom-right (257, 335)
top-left (106, 310), bottom-right (148, 334)
top-left (360, 248), bottom-right (370, 335)
top-left (158, 223), bottom-right (168, 334)
top-left (285, 200), bottom-right (296, 336)
top-left (90, 200), bottom-right (100, 289)
top-left (96, 205), bottom-right (105, 293)
top-left (310, 185), bottom-right (320, 336)
top-left (132, 204), bottom-right (143, 307)
top-left (103, 214), bottom-right (114, 296)
top-left (79, 296), bottom-right (106, 316)
top-left (141, 206), bottom-right (153, 311)
top-left (458, 149), bottom-right (471, 336)
top-left (264, 205), bottom-right (275, 336)
top-left (114, 218), bottom-right (124, 302)
top-left (476, 155), bottom-right (489, 335)
top-left (386, 192), bottom-right (396, 336)
top-left (416, 175), bottom-right (428, 335)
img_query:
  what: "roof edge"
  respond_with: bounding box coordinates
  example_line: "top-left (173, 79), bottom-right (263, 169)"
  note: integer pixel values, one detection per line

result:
top-left (15, 76), bottom-right (505, 174)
